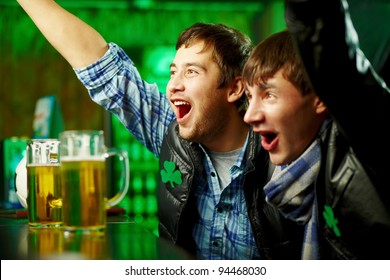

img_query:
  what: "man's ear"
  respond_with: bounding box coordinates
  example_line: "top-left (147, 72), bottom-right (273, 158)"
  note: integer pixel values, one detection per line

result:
top-left (314, 96), bottom-right (328, 114)
top-left (227, 77), bottom-right (245, 103)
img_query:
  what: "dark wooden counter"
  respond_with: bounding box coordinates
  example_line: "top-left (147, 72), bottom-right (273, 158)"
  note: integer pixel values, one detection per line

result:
top-left (0, 210), bottom-right (194, 260)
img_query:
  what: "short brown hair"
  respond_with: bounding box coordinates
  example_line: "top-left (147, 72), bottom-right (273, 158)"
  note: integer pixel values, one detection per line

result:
top-left (243, 30), bottom-right (313, 95)
top-left (177, 22), bottom-right (253, 88)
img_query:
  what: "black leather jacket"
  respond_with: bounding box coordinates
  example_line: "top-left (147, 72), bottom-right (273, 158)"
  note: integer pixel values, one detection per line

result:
top-left (286, 0), bottom-right (390, 259)
top-left (157, 120), bottom-right (303, 259)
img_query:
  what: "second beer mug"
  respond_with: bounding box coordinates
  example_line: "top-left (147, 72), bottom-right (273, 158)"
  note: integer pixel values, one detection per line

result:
top-left (59, 130), bottom-right (130, 232)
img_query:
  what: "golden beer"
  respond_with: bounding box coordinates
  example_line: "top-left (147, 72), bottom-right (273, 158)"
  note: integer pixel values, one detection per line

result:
top-left (61, 159), bottom-right (107, 231)
top-left (27, 164), bottom-right (63, 227)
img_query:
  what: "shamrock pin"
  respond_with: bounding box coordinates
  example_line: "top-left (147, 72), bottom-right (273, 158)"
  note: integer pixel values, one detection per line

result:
top-left (160, 160), bottom-right (183, 189)
top-left (323, 205), bottom-right (341, 237)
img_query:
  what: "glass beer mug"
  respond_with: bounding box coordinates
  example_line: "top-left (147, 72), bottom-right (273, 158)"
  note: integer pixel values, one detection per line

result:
top-left (26, 139), bottom-right (62, 228)
top-left (59, 130), bottom-right (130, 232)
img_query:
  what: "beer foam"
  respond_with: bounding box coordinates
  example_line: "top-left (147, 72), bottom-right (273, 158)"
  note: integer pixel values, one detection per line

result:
top-left (27, 163), bottom-right (61, 167)
top-left (61, 156), bottom-right (105, 162)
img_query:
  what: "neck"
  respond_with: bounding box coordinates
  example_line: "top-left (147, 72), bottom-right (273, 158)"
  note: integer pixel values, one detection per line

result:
top-left (204, 118), bottom-right (249, 153)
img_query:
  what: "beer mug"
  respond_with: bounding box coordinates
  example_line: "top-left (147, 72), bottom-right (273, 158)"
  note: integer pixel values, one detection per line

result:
top-left (59, 130), bottom-right (129, 232)
top-left (26, 139), bottom-right (62, 228)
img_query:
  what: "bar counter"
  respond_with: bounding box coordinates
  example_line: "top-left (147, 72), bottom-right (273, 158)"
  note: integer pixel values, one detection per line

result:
top-left (0, 209), bottom-right (194, 260)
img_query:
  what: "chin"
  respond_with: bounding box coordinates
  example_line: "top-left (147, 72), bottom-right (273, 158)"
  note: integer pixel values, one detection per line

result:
top-left (269, 155), bottom-right (287, 166)
top-left (178, 128), bottom-right (192, 141)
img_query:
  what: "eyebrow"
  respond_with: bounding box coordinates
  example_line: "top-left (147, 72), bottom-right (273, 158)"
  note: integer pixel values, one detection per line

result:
top-left (257, 82), bottom-right (274, 91)
top-left (169, 62), bottom-right (207, 71)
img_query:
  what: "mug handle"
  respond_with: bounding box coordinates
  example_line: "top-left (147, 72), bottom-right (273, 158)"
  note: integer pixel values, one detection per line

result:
top-left (104, 147), bottom-right (130, 208)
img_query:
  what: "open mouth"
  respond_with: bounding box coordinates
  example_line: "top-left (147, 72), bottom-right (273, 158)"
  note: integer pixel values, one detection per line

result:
top-left (174, 100), bottom-right (192, 120)
top-left (261, 133), bottom-right (278, 151)
top-left (262, 133), bottom-right (276, 143)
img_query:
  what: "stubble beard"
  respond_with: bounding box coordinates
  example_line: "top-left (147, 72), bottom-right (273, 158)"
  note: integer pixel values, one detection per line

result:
top-left (178, 111), bottom-right (225, 145)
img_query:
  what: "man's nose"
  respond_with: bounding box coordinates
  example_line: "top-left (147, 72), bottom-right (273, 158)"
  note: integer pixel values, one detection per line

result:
top-left (167, 74), bottom-right (184, 93)
top-left (244, 101), bottom-right (263, 124)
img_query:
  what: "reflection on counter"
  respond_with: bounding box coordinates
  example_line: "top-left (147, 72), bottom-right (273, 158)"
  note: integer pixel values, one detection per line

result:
top-left (1, 218), bottom-right (194, 260)
top-left (24, 228), bottom-right (108, 259)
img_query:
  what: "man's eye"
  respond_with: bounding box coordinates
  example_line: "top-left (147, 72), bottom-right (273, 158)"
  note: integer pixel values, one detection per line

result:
top-left (187, 69), bottom-right (197, 75)
top-left (265, 92), bottom-right (275, 99)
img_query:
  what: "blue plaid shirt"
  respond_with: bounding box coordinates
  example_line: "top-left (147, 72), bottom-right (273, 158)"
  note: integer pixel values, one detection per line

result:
top-left (194, 141), bottom-right (260, 260)
top-left (75, 43), bottom-right (174, 157)
top-left (75, 43), bottom-right (260, 259)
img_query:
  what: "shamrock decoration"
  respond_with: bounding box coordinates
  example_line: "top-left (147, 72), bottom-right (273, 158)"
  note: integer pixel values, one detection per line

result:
top-left (323, 205), bottom-right (341, 237)
top-left (160, 160), bottom-right (183, 189)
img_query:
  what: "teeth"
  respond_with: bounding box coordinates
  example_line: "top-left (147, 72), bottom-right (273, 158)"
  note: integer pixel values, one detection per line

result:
top-left (174, 101), bottom-right (190, 106)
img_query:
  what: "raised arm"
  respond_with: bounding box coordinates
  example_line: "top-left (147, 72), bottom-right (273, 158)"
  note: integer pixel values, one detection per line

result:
top-left (17, 0), bottom-right (108, 68)
top-left (285, 0), bottom-right (390, 184)
top-left (285, 0), bottom-right (389, 119)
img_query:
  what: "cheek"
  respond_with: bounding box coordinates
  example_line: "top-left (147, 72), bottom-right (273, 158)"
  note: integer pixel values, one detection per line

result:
top-left (264, 103), bottom-right (290, 122)
top-left (274, 107), bottom-right (305, 139)
top-left (280, 111), bottom-right (315, 147)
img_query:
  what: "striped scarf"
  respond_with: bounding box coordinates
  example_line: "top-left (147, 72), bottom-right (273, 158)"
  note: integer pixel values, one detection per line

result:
top-left (264, 139), bottom-right (321, 259)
